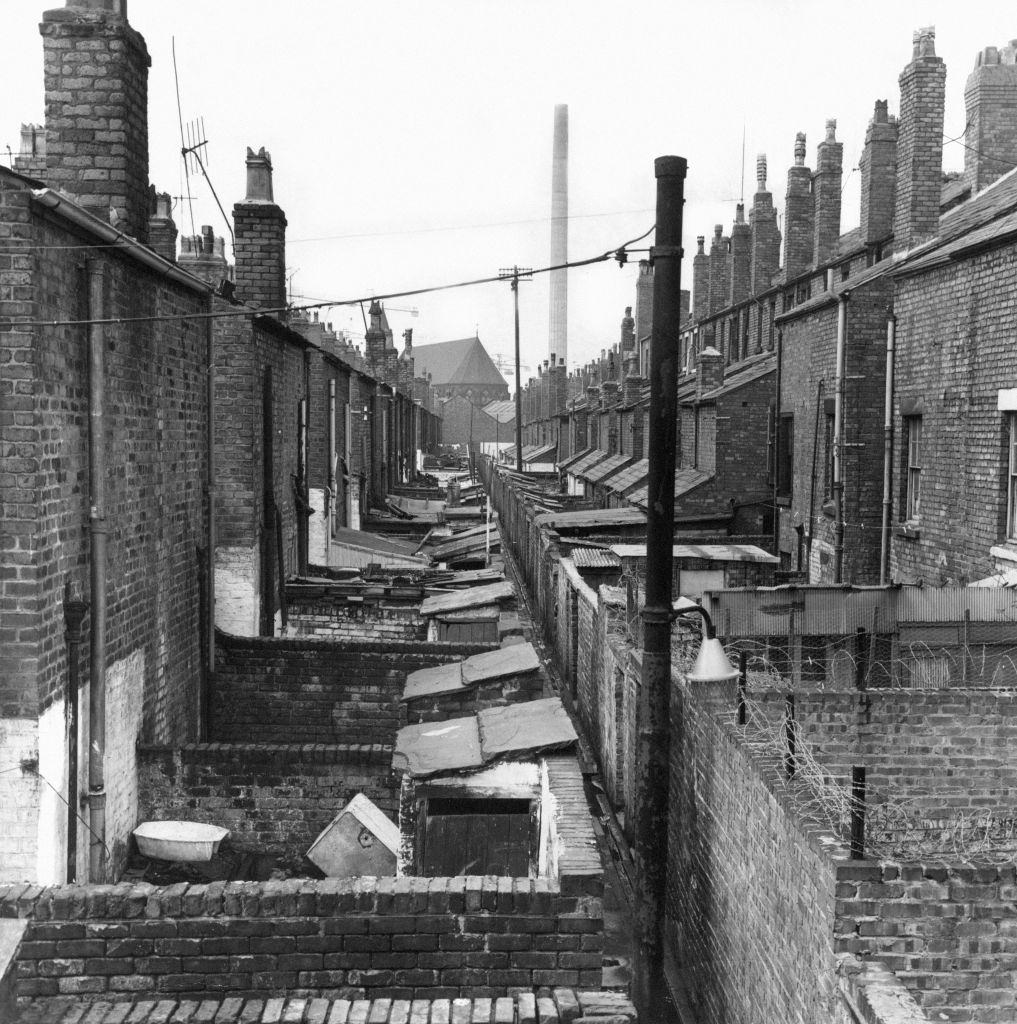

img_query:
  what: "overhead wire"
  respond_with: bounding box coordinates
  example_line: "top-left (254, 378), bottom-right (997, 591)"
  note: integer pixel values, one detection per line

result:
top-left (5, 224), bottom-right (656, 330)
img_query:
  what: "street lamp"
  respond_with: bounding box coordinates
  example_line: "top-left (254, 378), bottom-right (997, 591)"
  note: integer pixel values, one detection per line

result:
top-left (672, 597), bottom-right (739, 683)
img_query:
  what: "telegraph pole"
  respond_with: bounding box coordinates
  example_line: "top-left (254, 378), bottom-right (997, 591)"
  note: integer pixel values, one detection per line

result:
top-left (499, 266), bottom-right (532, 472)
top-left (634, 155), bottom-right (687, 1019)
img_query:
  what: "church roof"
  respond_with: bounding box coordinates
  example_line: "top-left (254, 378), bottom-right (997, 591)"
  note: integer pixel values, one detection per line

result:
top-left (413, 336), bottom-right (508, 389)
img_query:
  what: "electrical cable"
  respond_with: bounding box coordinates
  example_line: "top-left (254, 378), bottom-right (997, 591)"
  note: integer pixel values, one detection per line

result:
top-left (6, 225), bottom-right (655, 330)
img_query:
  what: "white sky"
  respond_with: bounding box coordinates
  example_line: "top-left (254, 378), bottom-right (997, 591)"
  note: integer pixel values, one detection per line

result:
top-left (1, 2), bottom-right (1010, 384)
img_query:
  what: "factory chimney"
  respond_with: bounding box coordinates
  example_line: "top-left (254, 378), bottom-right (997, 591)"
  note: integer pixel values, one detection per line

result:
top-left (549, 104), bottom-right (569, 366)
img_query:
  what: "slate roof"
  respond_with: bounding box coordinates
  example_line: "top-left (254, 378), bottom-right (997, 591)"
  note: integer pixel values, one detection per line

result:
top-left (566, 448), bottom-right (609, 477)
top-left (581, 453), bottom-right (632, 484)
top-left (557, 446), bottom-right (592, 471)
top-left (602, 458), bottom-right (649, 494)
top-left (626, 468), bottom-right (712, 509)
top-left (482, 398), bottom-right (516, 423)
top-left (413, 336), bottom-right (508, 389)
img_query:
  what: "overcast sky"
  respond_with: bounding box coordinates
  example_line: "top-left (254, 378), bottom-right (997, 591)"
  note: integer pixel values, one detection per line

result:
top-left (1, 2), bottom-right (1010, 384)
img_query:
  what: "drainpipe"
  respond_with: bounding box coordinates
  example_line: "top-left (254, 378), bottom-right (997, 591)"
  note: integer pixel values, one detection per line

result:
top-left (806, 380), bottom-right (826, 576)
top-left (772, 328), bottom-right (783, 555)
top-left (63, 583), bottom-right (88, 883)
top-left (879, 311), bottom-right (896, 585)
top-left (634, 154), bottom-right (687, 1020)
top-left (833, 292), bottom-right (849, 583)
top-left (327, 378), bottom-right (337, 566)
top-left (86, 259), bottom-right (108, 882)
top-left (203, 301), bottom-right (215, 739)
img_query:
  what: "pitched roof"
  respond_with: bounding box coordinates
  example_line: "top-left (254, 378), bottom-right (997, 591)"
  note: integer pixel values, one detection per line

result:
top-left (413, 337), bottom-right (508, 389)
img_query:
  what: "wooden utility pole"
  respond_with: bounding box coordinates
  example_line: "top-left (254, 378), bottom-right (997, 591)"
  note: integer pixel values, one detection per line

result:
top-left (499, 266), bottom-right (532, 473)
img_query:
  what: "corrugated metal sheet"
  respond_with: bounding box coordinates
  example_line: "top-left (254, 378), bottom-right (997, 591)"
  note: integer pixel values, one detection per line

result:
top-left (570, 547), bottom-right (621, 570)
top-left (611, 543), bottom-right (778, 564)
top-left (703, 585), bottom-right (1017, 638)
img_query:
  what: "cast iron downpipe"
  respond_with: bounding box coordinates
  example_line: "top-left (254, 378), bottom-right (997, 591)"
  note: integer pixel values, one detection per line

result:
top-left (63, 583), bottom-right (88, 883)
top-left (86, 259), bottom-right (108, 882)
top-left (203, 300), bottom-right (215, 739)
top-left (772, 328), bottom-right (783, 555)
top-left (634, 155), bottom-right (687, 1018)
top-left (879, 311), bottom-right (896, 585)
top-left (833, 292), bottom-right (849, 582)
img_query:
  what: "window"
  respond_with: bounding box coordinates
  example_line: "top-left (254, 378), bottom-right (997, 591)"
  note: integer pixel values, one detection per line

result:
top-left (777, 413), bottom-right (794, 501)
top-left (1008, 414), bottom-right (1017, 538)
top-left (904, 416), bottom-right (922, 520)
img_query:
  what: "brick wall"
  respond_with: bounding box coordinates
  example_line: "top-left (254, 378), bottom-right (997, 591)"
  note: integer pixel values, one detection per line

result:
top-left (667, 678), bottom-right (841, 1024)
top-left (138, 743), bottom-right (399, 860)
top-left (211, 633), bottom-right (492, 746)
top-left (778, 278), bottom-right (892, 582)
top-left (1, 174), bottom-right (210, 882)
top-left (285, 595), bottom-right (427, 643)
top-left (891, 243), bottom-right (1017, 583)
top-left (836, 860), bottom-right (1017, 1021)
top-left (4, 876), bottom-right (602, 1002)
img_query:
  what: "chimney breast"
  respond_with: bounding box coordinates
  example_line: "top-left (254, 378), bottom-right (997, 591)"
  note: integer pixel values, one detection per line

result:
top-left (696, 346), bottom-right (725, 397)
top-left (813, 120), bottom-right (844, 265)
top-left (859, 100), bottom-right (899, 246)
top-left (749, 153), bottom-right (781, 294)
top-left (729, 204), bottom-right (751, 306)
top-left (784, 132), bottom-right (815, 278)
top-left (708, 225), bottom-right (731, 316)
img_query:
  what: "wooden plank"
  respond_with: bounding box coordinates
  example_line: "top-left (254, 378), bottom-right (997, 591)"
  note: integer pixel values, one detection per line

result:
top-left (419, 580), bottom-right (514, 617)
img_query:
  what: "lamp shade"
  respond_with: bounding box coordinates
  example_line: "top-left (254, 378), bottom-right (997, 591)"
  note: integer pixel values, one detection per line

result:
top-left (687, 636), bottom-right (739, 683)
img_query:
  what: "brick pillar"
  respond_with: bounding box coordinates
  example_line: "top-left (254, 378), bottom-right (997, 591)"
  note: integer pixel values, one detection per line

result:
top-left (750, 154), bottom-right (781, 294)
top-left (859, 100), bottom-right (899, 246)
top-left (41, 0), bottom-right (151, 241)
top-left (964, 41), bottom-right (1017, 193)
top-left (894, 27), bottom-right (946, 251)
top-left (147, 191), bottom-right (177, 263)
top-left (696, 347), bottom-right (724, 397)
top-left (178, 225), bottom-right (228, 287)
top-left (784, 133), bottom-right (814, 279)
top-left (708, 225), bottom-right (731, 316)
top-left (813, 120), bottom-right (844, 265)
top-left (234, 147), bottom-right (287, 310)
top-left (729, 204), bottom-right (751, 306)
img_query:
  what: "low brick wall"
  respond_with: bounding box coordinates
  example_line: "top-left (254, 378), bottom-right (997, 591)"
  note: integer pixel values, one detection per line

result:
top-left (286, 591), bottom-right (427, 643)
top-left (137, 744), bottom-right (399, 861)
top-left (3, 876), bottom-right (603, 1002)
top-left (212, 633), bottom-right (494, 745)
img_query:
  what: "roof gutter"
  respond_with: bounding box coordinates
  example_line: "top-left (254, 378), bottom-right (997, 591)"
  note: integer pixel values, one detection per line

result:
top-left (31, 188), bottom-right (211, 295)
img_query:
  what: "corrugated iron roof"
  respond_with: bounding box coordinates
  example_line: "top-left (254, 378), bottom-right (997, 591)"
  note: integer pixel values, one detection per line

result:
top-left (703, 584), bottom-right (1017, 638)
top-left (611, 543), bottom-right (778, 564)
top-left (570, 547), bottom-right (621, 570)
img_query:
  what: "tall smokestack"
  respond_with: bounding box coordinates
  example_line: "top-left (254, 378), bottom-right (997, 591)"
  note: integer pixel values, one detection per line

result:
top-left (549, 104), bottom-right (569, 367)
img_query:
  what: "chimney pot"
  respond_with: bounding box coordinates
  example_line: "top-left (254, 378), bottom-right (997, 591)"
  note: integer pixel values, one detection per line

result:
top-left (245, 147), bottom-right (275, 203)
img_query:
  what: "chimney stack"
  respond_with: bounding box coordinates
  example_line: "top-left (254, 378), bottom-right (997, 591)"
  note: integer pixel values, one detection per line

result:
top-left (549, 104), bottom-right (569, 365)
top-left (894, 27), bottom-right (946, 251)
top-left (708, 225), bottom-right (731, 316)
top-left (964, 40), bottom-right (1017, 193)
top-left (620, 306), bottom-right (635, 355)
top-left (14, 124), bottom-right (47, 178)
top-left (692, 237), bottom-right (710, 322)
top-left (729, 203), bottom-right (751, 306)
top-left (234, 147), bottom-right (287, 310)
top-left (696, 347), bottom-right (724, 398)
top-left (813, 120), bottom-right (844, 265)
top-left (859, 100), bottom-right (899, 246)
top-left (178, 225), bottom-right (228, 287)
top-left (749, 154), bottom-right (781, 293)
top-left (784, 133), bottom-right (814, 279)
top-left (147, 190), bottom-right (177, 263)
top-left (41, 0), bottom-right (151, 240)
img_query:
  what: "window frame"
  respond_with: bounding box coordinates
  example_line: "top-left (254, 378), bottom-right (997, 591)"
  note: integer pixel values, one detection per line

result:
top-left (904, 415), bottom-right (923, 521)
top-left (1007, 413), bottom-right (1017, 539)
